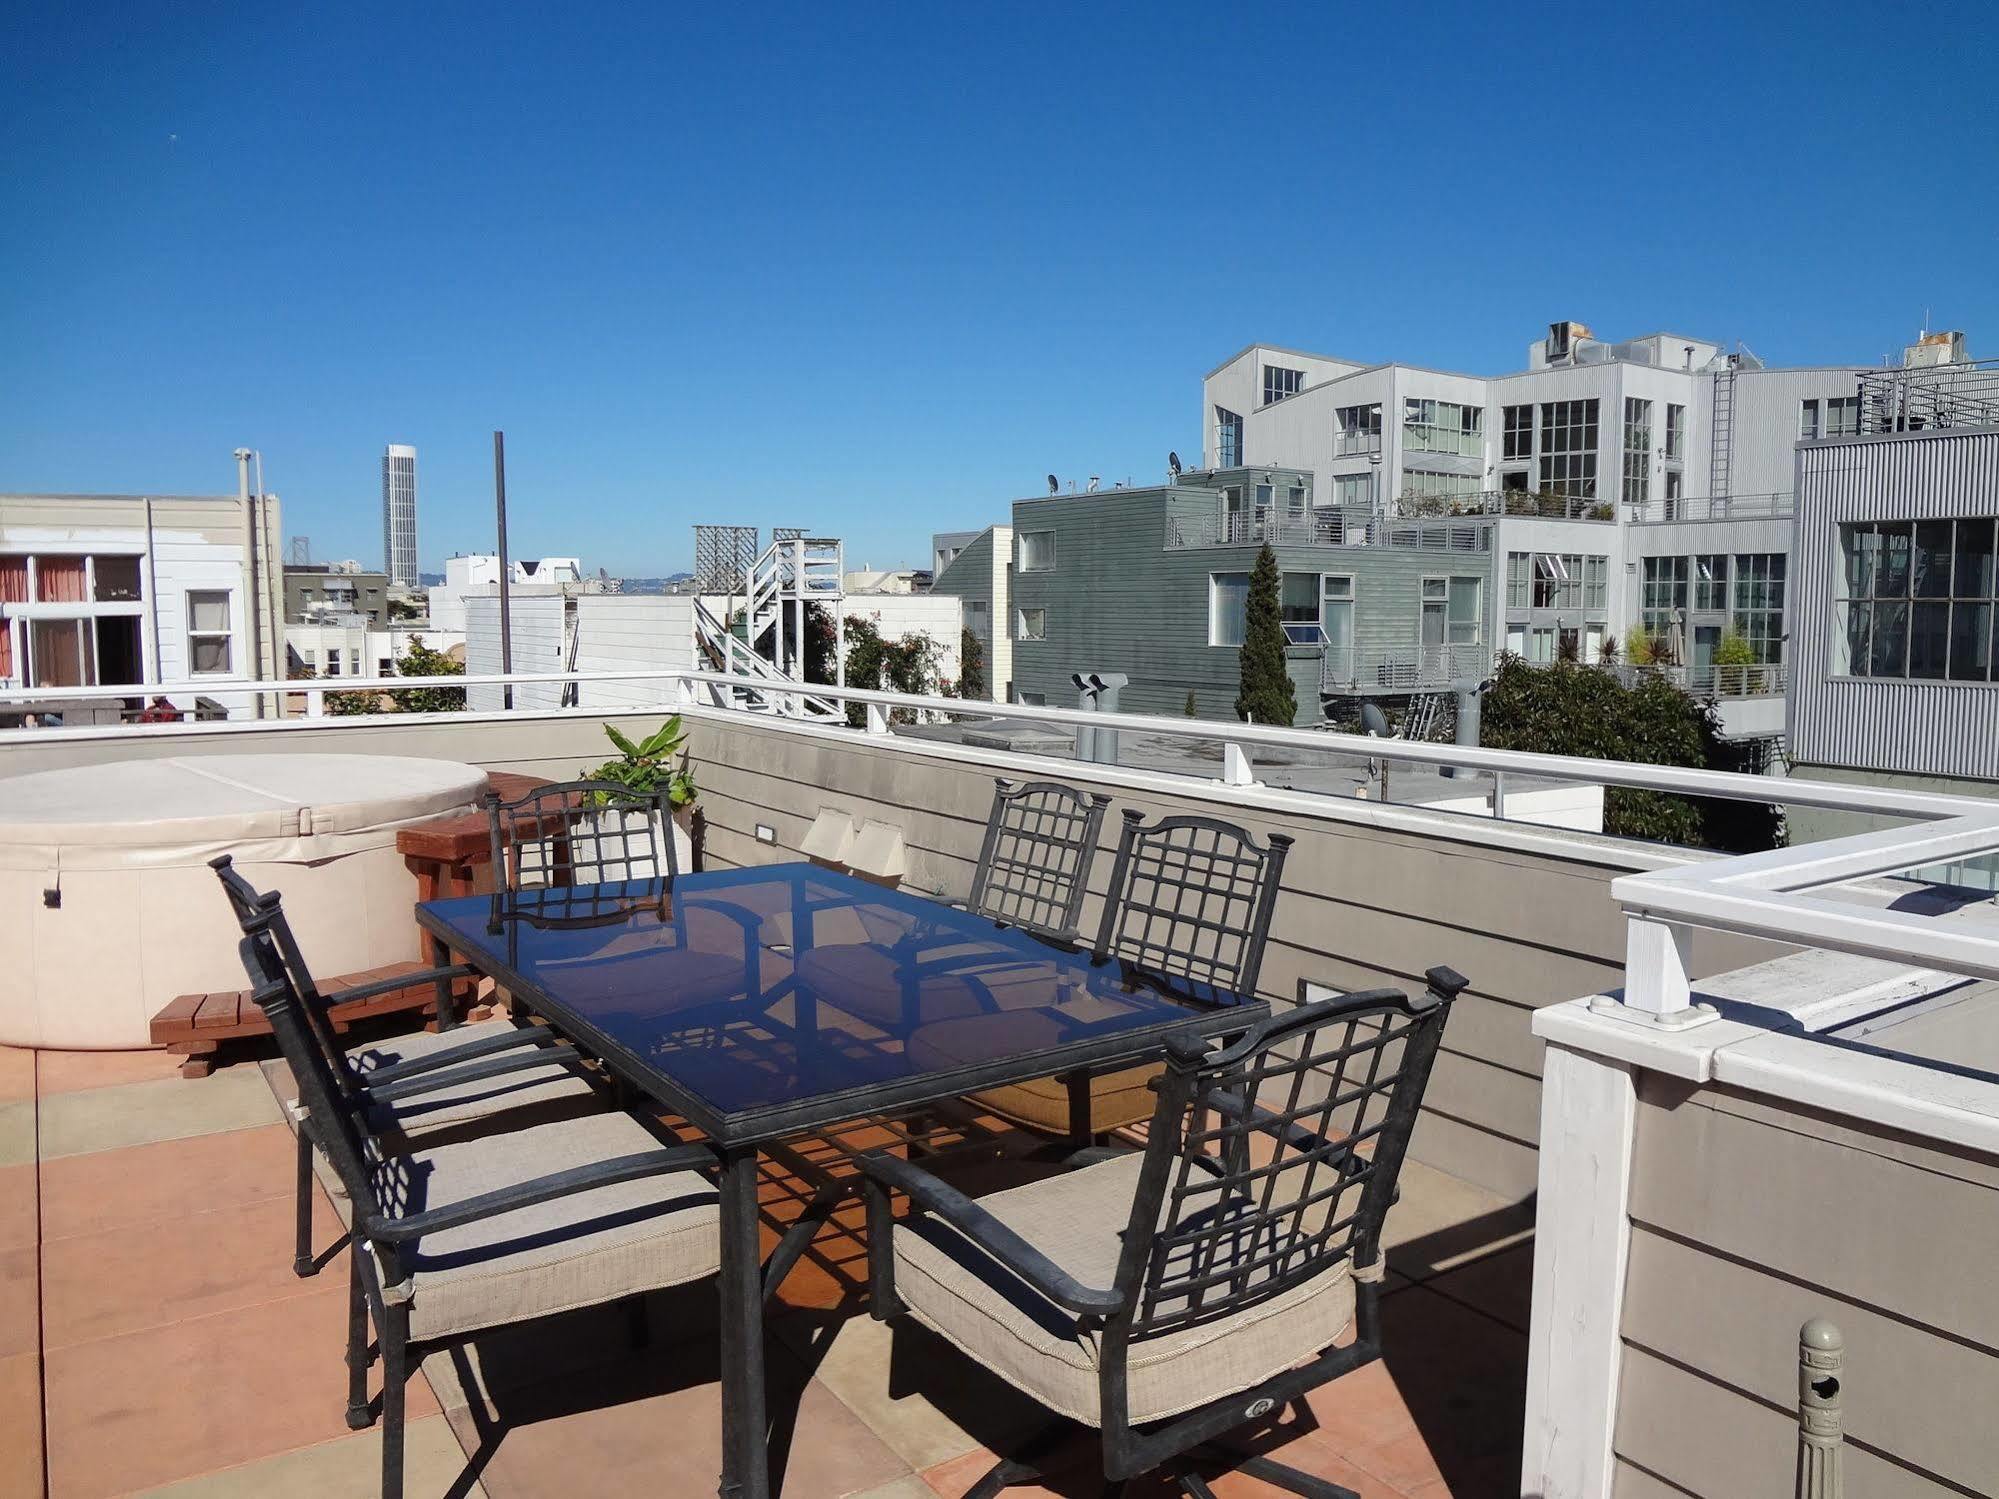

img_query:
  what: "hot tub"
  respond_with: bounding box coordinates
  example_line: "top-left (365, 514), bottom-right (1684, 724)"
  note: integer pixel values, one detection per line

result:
top-left (0, 754), bottom-right (491, 1049)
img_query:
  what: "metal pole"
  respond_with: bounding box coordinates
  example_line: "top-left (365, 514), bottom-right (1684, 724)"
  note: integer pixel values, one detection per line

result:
top-left (493, 431), bottom-right (513, 711)
top-left (235, 448), bottom-right (265, 719)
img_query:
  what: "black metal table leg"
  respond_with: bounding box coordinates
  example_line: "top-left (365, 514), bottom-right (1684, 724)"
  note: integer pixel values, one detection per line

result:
top-left (716, 1144), bottom-right (770, 1499)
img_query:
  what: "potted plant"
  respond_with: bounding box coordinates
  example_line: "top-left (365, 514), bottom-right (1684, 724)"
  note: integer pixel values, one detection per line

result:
top-left (578, 718), bottom-right (699, 875)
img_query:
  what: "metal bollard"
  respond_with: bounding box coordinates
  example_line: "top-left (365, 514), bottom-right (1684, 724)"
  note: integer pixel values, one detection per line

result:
top-left (1069, 674), bottom-right (1099, 762)
top-left (1087, 672), bottom-right (1128, 764)
top-left (1796, 1318), bottom-right (1844, 1499)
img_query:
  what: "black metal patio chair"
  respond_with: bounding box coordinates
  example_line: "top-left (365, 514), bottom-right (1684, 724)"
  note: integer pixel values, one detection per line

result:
top-left (210, 857), bottom-right (603, 1278)
top-left (484, 778), bottom-right (679, 892)
top-left (228, 913), bottom-right (724, 1499)
top-left (935, 809), bottom-right (1294, 1142)
top-left (859, 967), bottom-right (1467, 1498)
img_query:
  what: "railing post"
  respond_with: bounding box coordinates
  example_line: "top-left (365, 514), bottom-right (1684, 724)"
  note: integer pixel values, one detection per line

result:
top-left (305, 688), bottom-right (325, 719)
top-left (865, 702), bottom-right (889, 736)
top-left (1221, 742), bottom-right (1255, 787)
top-left (1490, 770), bottom-right (1506, 820)
top-left (1796, 1319), bottom-right (1844, 1499)
top-left (1619, 913), bottom-right (1701, 1021)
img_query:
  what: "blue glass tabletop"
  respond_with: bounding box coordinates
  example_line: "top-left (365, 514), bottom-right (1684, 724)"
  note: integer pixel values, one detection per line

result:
top-left (415, 864), bottom-right (1262, 1145)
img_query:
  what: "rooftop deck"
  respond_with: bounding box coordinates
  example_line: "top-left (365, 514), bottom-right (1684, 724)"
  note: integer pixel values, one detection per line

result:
top-left (0, 1040), bottom-right (1529, 1498)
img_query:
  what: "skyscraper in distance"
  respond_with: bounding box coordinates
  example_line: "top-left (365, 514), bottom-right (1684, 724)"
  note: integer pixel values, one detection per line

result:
top-left (381, 444), bottom-right (417, 588)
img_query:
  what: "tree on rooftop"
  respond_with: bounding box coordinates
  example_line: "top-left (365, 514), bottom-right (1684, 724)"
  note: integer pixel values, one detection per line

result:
top-left (959, 627), bottom-right (986, 699)
top-left (1234, 544), bottom-right (1296, 726)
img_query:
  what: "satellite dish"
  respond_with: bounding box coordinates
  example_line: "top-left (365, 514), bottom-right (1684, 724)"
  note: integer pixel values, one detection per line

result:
top-left (1046, 474), bottom-right (1059, 495)
top-left (1168, 450), bottom-right (1183, 478)
top-left (1359, 702), bottom-right (1392, 737)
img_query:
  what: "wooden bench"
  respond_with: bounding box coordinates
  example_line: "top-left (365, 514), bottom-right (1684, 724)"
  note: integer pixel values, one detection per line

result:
top-left (150, 961), bottom-right (478, 1078)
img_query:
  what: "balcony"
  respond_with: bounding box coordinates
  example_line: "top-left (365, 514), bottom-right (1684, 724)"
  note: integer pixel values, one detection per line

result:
top-left (2, 667), bottom-right (1995, 1497)
top-left (1321, 643), bottom-right (1496, 695)
top-left (1168, 508), bottom-right (1492, 553)
top-left (1623, 491), bottom-right (1794, 523)
top-left (1397, 491), bottom-right (1616, 523)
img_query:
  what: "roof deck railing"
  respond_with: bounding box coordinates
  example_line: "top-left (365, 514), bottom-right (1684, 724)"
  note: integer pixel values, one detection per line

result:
top-left (1622, 491), bottom-right (1794, 523)
top-left (7, 661), bottom-right (1999, 1032)
top-left (1859, 358), bottom-right (1999, 435)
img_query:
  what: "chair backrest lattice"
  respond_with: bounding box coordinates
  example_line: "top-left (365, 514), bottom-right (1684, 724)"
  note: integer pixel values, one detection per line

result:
top-left (964, 779), bottom-right (1112, 941)
top-left (1092, 811), bottom-right (1292, 1000)
top-left (485, 780), bottom-right (675, 892)
top-left (1116, 975), bottom-right (1460, 1344)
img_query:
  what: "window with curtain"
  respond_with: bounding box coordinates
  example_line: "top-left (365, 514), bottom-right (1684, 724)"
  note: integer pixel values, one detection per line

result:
top-left (1209, 572), bottom-right (1249, 646)
top-left (35, 556), bottom-right (86, 602)
top-left (0, 623), bottom-right (14, 680)
top-left (0, 558), bottom-right (26, 604)
top-left (187, 589), bottom-right (233, 674)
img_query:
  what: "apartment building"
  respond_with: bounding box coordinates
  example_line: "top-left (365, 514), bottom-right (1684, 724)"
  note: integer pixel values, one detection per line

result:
top-left (0, 488), bottom-right (283, 718)
top-left (941, 321), bottom-right (1898, 731)
top-left (1788, 355), bottom-right (1999, 838)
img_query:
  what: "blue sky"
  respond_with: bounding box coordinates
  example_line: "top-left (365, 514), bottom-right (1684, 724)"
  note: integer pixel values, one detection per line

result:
top-left (4, 4), bottom-right (1995, 577)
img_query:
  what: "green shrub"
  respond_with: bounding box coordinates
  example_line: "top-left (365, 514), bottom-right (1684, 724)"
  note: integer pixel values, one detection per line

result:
top-left (1234, 544), bottom-right (1296, 726)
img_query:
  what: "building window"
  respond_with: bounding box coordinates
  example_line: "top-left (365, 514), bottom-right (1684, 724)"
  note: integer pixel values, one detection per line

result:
top-left (1017, 531), bottom-right (1055, 572)
top-left (1420, 577), bottom-right (1483, 647)
top-left (1732, 553), bottom-right (1786, 663)
top-left (1320, 576), bottom-right (1354, 656)
top-left (186, 590), bottom-right (233, 674)
top-left (1641, 556), bottom-right (1689, 641)
top-left (1664, 404), bottom-right (1686, 462)
top-left (1802, 398), bottom-right (1858, 440)
top-left (1502, 404), bottom-right (1533, 461)
top-left (1538, 398), bottom-right (1600, 498)
top-left (1209, 572), bottom-right (1249, 647)
top-left (1014, 606), bottom-right (1046, 642)
top-left (1215, 407), bottom-right (1243, 467)
top-left (1334, 404), bottom-right (1381, 456)
top-left (1693, 554), bottom-right (1728, 612)
top-left (1506, 552), bottom-right (1529, 609)
top-left (1329, 474), bottom-right (1372, 508)
top-left (1585, 556), bottom-right (1607, 613)
top-left (1403, 398), bottom-right (1483, 458)
top-left (1400, 470), bottom-right (1482, 504)
top-left (1622, 397), bottom-right (1652, 509)
top-left (1800, 400), bottom-right (1821, 440)
top-left (93, 556), bottom-right (142, 601)
top-left (1262, 365), bottom-right (1305, 405)
top-left (1663, 469), bottom-right (1684, 517)
top-left (1839, 520), bottom-right (1996, 680)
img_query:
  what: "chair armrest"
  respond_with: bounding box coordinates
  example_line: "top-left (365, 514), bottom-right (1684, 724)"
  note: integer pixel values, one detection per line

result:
top-left (363, 1046), bottom-right (587, 1105)
top-left (856, 1151), bottom-right (1124, 1318)
top-left (363, 1144), bottom-right (716, 1244)
top-left (325, 964), bottom-right (474, 1008)
top-left (359, 1026), bottom-right (562, 1085)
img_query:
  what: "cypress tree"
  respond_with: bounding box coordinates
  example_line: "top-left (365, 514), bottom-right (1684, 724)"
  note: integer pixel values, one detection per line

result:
top-left (1234, 544), bottom-right (1297, 725)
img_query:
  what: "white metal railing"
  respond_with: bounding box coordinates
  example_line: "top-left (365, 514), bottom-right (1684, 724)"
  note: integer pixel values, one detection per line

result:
top-left (1397, 490), bottom-right (1615, 523)
top-left (3, 663), bottom-right (1975, 827)
top-left (1623, 491), bottom-right (1794, 523)
top-left (1169, 510), bottom-right (1490, 553)
top-left (1321, 644), bottom-right (1496, 692)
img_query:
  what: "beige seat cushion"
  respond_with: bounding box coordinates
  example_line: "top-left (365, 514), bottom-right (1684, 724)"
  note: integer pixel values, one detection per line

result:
top-left (892, 1153), bottom-right (1355, 1427)
top-left (373, 1110), bottom-right (720, 1343)
top-left (349, 1019), bottom-right (603, 1151)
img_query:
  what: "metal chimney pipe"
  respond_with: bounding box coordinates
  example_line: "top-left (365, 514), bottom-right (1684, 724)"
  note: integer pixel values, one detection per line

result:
top-left (1796, 1318), bottom-right (1845, 1499)
top-left (493, 431), bottom-right (513, 711)
top-left (234, 448), bottom-right (265, 719)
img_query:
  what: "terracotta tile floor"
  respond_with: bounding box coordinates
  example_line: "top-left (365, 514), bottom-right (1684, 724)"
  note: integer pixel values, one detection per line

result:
top-left (0, 1043), bottom-right (1531, 1498)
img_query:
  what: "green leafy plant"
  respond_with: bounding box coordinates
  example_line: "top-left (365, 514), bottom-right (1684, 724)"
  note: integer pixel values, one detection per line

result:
top-left (1184, 690), bottom-right (1198, 717)
top-left (1234, 544), bottom-right (1297, 726)
top-left (582, 717), bottom-right (696, 809)
top-left (839, 614), bottom-right (943, 727)
top-left (959, 627), bottom-right (986, 699)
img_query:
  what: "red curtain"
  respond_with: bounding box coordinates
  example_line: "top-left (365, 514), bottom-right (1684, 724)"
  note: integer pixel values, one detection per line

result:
top-left (0, 625), bottom-right (13, 680)
top-left (36, 557), bottom-right (86, 602)
top-left (0, 557), bottom-right (25, 604)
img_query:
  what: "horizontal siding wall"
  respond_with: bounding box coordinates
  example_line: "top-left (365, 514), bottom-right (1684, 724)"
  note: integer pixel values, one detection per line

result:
top-left (1614, 1074), bottom-right (1999, 1497)
top-left (1792, 430), bottom-right (1999, 778)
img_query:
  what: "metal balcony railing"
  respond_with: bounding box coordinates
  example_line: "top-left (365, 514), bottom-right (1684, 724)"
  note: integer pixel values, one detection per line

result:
top-left (1623, 491), bottom-right (1794, 523)
top-left (1396, 490), bottom-right (1616, 523)
top-left (1642, 660), bottom-right (1790, 698)
top-left (1321, 643), bottom-right (1495, 693)
top-left (1859, 359), bottom-right (1999, 434)
top-left (1168, 509), bottom-right (1492, 553)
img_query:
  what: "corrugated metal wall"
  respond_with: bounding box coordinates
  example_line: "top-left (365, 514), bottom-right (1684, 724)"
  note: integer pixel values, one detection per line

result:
top-left (1791, 430), bottom-right (1999, 777)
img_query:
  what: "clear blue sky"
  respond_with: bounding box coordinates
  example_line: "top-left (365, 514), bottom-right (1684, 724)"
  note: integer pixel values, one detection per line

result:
top-left (4, 4), bottom-right (1995, 577)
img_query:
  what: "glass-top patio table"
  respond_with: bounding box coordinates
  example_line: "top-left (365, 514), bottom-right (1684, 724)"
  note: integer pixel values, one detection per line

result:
top-left (417, 863), bottom-right (1266, 1499)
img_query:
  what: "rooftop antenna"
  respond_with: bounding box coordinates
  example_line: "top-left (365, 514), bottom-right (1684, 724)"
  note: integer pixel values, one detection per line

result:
top-left (1046, 473), bottom-right (1059, 495)
top-left (1168, 450), bottom-right (1183, 480)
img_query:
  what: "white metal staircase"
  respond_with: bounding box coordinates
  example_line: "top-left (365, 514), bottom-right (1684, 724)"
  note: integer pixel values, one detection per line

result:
top-left (689, 532), bottom-right (846, 719)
